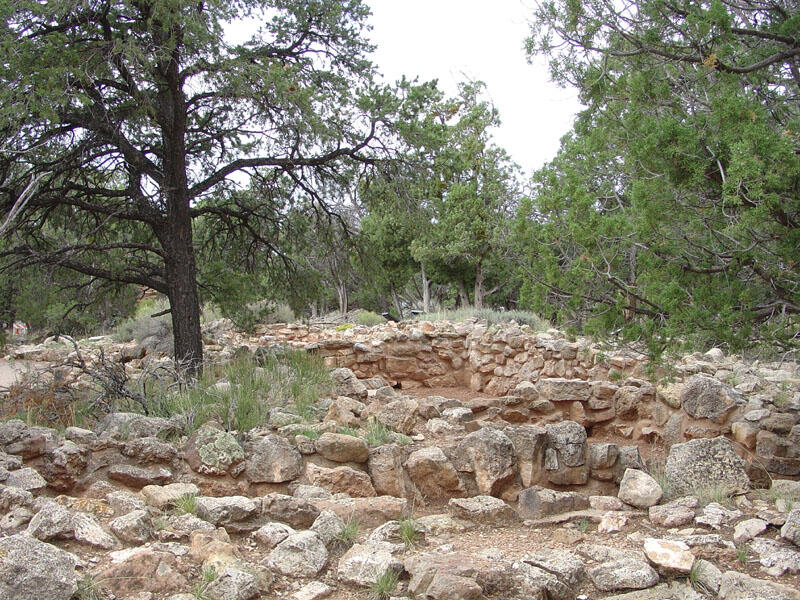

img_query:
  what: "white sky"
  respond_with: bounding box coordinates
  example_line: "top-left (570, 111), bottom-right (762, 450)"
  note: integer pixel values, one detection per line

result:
top-left (365, 0), bottom-right (583, 174)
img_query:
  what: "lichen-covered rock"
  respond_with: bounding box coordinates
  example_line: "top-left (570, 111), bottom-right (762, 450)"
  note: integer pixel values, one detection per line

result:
top-left (0, 534), bottom-right (78, 600)
top-left (680, 375), bottom-right (743, 424)
top-left (40, 441), bottom-right (89, 491)
top-left (109, 509), bottom-right (153, 544)
top-left (184, 424), bottom-right (244, 476)
top-left (587, 559), bottom-right (659, 591)
top-left (310, 509), bottom-right (346, 546)
top-left (195, 496), bottom-right (259, 525)
top-left (665, 437), bottom-right (749, 496)
top-left (368, 443), bottom-right (415, 498)
top-left (71, 512), bottom-right (118, 549)
top-left (122, 436), bottom-right (178, 464)
top-left (27, 501), bottom-right (73, 540)
top-left (337, 542), bottom-right (403, 586)
top-left (718, 570), bottom-right (800, 600)
top-left (268, 531), bottom-right (328, 577)
top-left (245, 434), bottom-right (303, 483)
top-left (96, 412), bottom-right (178, 440)
top-left (205, 567), bottom-right (260, 600)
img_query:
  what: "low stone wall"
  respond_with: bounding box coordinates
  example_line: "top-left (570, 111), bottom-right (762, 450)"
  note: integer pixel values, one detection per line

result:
top-left (255, 320), bottom-right (646, 394)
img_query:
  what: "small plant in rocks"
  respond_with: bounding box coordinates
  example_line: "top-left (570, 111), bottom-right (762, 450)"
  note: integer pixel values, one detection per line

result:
top-left (369, 569), bottom-right (399, 600)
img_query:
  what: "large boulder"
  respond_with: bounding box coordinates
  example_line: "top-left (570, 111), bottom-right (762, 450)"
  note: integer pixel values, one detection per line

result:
top-left (404, 446), bottom-right (463, 502)
top-left (665, 437), bottom-right (749, 496)
top-left (680, 375), bottom-right (743, 424)
top-left (368, 444), bottom-right (415, 498)
top-left (184, 424), bottom-right (244, 476)
top-left (0, 534), bottom-right (78, 600)
top-left (457, 427), bottom-right (516, 496)
top-left (245, 434), bottom-right (303, 483)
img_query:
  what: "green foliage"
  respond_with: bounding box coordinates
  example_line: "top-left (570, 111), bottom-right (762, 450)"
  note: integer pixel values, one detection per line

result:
top-left (369, 569), bottom-right (400, 600)
top-left (336, 323), bottom-right (356, 331)
top-left (577, 517), bottom-right (590, 533)
top-left (127, 351), bottom-right (331, 433)
top-left (364, 417), bottom-right (394, 447)
top-left (520, 0), bottom-right (800, 357)
top-left (398, 517), bottom-right (418, 548)
top-left (735, 547), bottom-right (748, 566)
top-left (337, 425), bottom-right (361, 437)
top-left (74, 575), bottom-right (107, 600)
top-left (172, 493), bottom-right (198, 516)
top-left (333, 518), bottom-right (361, 548)
top-left (356, 311), bottom-right (386, 327)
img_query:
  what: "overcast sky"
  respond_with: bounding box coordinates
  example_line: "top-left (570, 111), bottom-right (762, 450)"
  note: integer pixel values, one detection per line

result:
top-left (365, 0), bottom-right (583, 174)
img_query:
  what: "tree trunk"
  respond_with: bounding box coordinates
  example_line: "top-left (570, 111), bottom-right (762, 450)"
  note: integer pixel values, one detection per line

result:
top-left (337, 283), bottom-right (348, 315)
top-left (456, 280), bottom-right (471, 308)
top-left (391, 287), bottom-right (403, 319)
top-left (474, 262), bottom-right (485, 310)
top-left (421, 265), bottom-right (431, 313)
top-left (163, 220), bottom-right (203, 375)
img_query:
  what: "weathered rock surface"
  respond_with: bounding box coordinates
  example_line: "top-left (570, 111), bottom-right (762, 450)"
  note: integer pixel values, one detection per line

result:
top-left (268, 531), bottom-right (328, 577)
top-left (665, 437), bottom-right (750, 496)
top-left (617, 468), bottom-right (662, 508)
top-left (0, 534), bottom-right (78, 600)
top-left (246, 434), bottom-right (303, 483)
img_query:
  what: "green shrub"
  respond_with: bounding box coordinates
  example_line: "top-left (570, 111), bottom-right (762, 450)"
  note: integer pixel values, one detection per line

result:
top-left (356, 311), bottom-right (386, 327)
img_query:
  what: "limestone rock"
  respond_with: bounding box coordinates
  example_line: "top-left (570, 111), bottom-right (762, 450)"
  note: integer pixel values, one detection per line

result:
top-left (681, 375), bottom-right (743, 423)
top-left (0, 534), bottom-right (78, 600)
top-left (245, 434), bottom-right (303, 483)
top-left (109, 509), bottom-right (153, 544)
top-left (310, 509), bottom-right (346, 546)
top-left (643, 538), bottom-right (694, 573)
top-left (448, 496), bottom-right (516, 523)
top-left (96, 412), bottom-right (178, 440)
top-left (101, 547), bottom-right (188, 595)
top-left (545, 420), bottom-right (588, 485)
top-left (40, 441), bottom-right (89, 491)
top-left (107, 464), bottom-right (171, 488)
top-left (72, 512), bottom-right (118, 549)
top-left (253, 522), bottom-right (296, 549)
top-left (331, 368), bottom-right (368, 400)
top-left (648, 497), bottom-right (697, 527)
top-left (6, 466), bottom-right (47, 491)
top-left (141, 482), bottom-right (200, 510)
top-left (518, 486), bottom-right (589, 519)
top-left (369, 398), bottom-right (419, 434)
top-left (205, 567), bottom-right (260, 600)
top-left (262, 493), bottom-right (320, 528)
top-left (368, 444), bottom-right (414, 498)
top-left (733, 518), bottom-right (768, 545)
top-left (122, 436), bottom-right (178, 464)
top-left (617, 468), bottom-right (662, 508)
top-left (457, 427), bottom-right (516, 496)
top-left (665, 437), bottom-right (749, 496)
top-left (337, 542), bottom-right (404, 586)
top-left (195, 496), bottom-right (258, 525)
top-left (695, 502), bottom-right (743, 530)
top-left (404, 446), bottom-right (463, 502)
top-left (306, 463), bottom-right (376, 497)
top-left (587, 559), bottom-right (659, 591)
top-left (718, 570), bottom-right (800, 600)
top-left (781, 508), bottom-right (800, 546)
top-left (523, 549), bottom-right (586, 589)
top-left (27, 501), bottom-right (73, 540)
top-left (268, 531), bottom-right (328, 577)
top-left (314, 432), bottom-right (369, 463)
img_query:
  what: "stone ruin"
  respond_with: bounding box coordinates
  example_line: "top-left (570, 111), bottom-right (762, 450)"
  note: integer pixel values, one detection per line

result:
top-left (1, 319), bottom-right (799, 600)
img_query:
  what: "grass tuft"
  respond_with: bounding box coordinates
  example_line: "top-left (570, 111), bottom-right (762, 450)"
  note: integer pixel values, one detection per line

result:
top-left (364, 417), bottom-right (394, 447)
top-left (333, 517), bottom-right (360, 549)
top-left (172, 493), bottom-right (197, 516)
top-left (369, 569), bottom-right (399, 600)
top-left (398, 517), bottom-right (418, 548)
